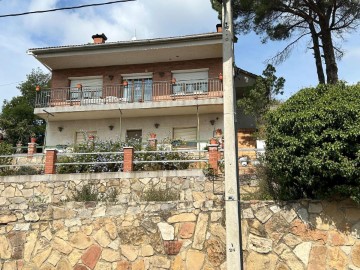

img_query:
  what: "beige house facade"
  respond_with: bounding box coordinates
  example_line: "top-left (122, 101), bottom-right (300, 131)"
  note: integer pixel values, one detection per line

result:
top-left (29, 30), bottom-right (256, 149)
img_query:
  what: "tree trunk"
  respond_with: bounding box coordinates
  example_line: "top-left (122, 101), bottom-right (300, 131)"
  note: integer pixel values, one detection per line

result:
top-left (309, 22), bottom-right (326, 84)
top-left (319, 25), bottom-right (339, 84)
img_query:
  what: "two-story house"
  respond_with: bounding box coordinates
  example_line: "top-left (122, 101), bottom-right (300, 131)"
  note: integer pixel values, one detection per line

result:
top-left (29, 27), bottom-right (256, 149)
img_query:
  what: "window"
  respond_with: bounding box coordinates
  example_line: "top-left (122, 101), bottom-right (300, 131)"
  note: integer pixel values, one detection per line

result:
top-left (69, 76), bottom-right (103, 100)
top-left (122, 73), bottom-right (153, 102)
top-left (75, 131), bottom-right (97, 144)
top-left (172, 69), bottom-right (208, 95)
top-left (126, 129), bottom-right (142, 140)
top-left (173, 127), bottom-right (197, 148)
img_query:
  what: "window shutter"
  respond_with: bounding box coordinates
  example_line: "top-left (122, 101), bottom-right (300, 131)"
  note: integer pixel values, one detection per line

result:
top-left (173, 127), bottom-right (197, 141)
top-left (172, 71), bottom-right (208, 82)
top-left (70, 78), bottom-right (103, 88)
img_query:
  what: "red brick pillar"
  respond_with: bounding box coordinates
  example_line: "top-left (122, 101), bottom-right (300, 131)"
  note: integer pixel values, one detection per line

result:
top-left (28, 143), bottom-right (37, 158)
top-left (45, 149), bottom-right (57, 174)
top-left (209, 139), bottom-right (219, 173)
top-left (123, 147), bottom-right (134, 172)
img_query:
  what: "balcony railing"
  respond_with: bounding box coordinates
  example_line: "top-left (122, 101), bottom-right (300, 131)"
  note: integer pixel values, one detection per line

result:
top-left (35, 79), bottom-right (223, 108)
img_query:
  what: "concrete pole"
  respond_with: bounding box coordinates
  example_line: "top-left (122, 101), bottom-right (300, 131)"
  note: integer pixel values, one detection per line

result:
top-left (222, 0), bottom-right (243, 269)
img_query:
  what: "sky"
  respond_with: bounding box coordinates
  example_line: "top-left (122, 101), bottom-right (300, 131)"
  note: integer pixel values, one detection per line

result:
top-left (0, 0), bottom-right (359, 105)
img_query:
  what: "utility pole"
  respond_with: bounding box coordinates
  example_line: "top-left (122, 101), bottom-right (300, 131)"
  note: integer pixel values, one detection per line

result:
top-left (222, 0), bottom-right (243, 269)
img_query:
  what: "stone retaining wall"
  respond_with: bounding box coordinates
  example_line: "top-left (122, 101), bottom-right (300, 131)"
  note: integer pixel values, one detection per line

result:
top-left (0, 170), bottom-right (224, 210)
top-left (242, 200), bottom-right (360, 270)
top-left (0, 170), bottom-right (226, 269)
top-left (0, 200), bottom-right (226, 270)
top-left (2, 170), bottom-right (360, 269)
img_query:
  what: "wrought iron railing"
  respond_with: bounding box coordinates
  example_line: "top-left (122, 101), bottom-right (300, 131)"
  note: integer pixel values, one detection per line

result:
top-left (34, 79), bottom-right (223, 108)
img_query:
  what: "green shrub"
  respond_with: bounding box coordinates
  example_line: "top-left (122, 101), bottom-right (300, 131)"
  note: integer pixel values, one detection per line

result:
top-left (72, 185), bottom-right (99, 202)
top-left (13, 166), bottom-right (42, 175)
top-left (265, 83), bottom-right (360, 201)
top-left (71, 184), bottom-right (118, 202)
top-left (0, 142), bottom-right (13, 176)
top-left (142, 186), bottom-right (179, 201)
top-left (57, 136), bottom-right (193, 174)
top-left (57, 137), bottom-right (141, 174)
top-left (134, 138), bottom-right (190, 171)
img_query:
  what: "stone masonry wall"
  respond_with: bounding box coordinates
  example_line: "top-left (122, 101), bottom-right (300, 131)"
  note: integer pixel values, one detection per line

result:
top-left (0, 170), bottom-right (226, 269)
top-left (2, 170), bottom-right (360, 269)
top-left (241, 200), bottom-right (360, 270)
top-left (0, 170), bottom-right (224, 210)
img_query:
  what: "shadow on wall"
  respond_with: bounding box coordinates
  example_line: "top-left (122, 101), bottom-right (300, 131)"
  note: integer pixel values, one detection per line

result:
top-left (241, 199), bottom-right (360, 270)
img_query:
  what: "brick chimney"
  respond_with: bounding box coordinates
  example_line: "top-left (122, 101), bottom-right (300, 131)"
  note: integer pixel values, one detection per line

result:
top-left (92, 33), bottom-right (107, 44)
top-left (216, 24), bottom-right (222, 33)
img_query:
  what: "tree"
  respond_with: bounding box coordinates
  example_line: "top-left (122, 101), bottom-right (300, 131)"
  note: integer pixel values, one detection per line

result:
top-left (265, 83), bottom-right (360, 201)
top-left (237, 64), bottom-right (285, 137)
top-left (0, 69), bottom-right (50, 145)
top-left (211, 0), bottom-right (360, 84)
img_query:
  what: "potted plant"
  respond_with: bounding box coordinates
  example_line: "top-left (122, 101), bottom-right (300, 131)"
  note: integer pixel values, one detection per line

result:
top-left (215, 128), bottom-right (222, 137)
top-left (210, 138), bottom-right (218, 145)
top-left (30, 133), bottom-right (37, 143)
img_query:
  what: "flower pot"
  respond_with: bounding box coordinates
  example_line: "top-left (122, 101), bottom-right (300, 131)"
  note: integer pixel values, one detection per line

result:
top-left (210, 138), bottom-right (217, 145)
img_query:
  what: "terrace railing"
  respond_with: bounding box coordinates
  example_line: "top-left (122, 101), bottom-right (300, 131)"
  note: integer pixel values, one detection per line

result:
top-left (35, 79), bottom-right (223, 108)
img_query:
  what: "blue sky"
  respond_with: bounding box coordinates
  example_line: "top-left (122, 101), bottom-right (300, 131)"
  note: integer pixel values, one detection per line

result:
top-left (0, 0), bottom-right (359, 104)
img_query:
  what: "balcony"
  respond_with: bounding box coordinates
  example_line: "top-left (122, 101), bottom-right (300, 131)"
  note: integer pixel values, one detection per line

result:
top-left (35, 79), bottom-right (223, 108)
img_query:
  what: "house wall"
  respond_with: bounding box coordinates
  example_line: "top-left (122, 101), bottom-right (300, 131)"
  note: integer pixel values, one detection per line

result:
top-left (46, 113), bottom-right (223, 146)
top-left (51, 58), bottom-right (222, 88)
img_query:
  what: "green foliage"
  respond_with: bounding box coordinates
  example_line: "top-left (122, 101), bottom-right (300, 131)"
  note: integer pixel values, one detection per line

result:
top-left (142, 186), bottom-right (179, 202)
top-left (202, 163), bottom-right (215, 177)
top-left (11, 166), bottom-right (42, 176)
top-left (211, 0), bottom-right (360, 84)
top-left (265, 83), bottom-right (360, 202)
top-left (71, 184), bottom-right (118, 202)
top-left (72, 185), bottom-right (99, 202)
top-left (0, 142), bottom-right (13, 175)
top-left (57, 136), bottom-right (130, 174)
top-left (57, 136), bottom-right (191, 174)
top-left (0, 68), bottom-right (50, 145)
top-left (237, 64), bottom-right (284, 138)
top-left (134, 138), bottom-right (190, 171)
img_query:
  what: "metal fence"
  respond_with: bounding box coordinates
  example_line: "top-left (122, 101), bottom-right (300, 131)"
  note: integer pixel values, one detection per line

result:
top-left (35, 78), bottom-right (223, 108)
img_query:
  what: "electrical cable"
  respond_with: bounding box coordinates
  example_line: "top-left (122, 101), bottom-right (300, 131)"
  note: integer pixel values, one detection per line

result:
top-left (0, 0), bottom-right (136, 18)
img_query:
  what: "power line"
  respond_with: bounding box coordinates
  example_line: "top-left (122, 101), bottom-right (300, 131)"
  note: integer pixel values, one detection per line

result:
top-left (0, 81), bottom-right (23, 87)
top-left (0, 0), bottom-right (136, 18)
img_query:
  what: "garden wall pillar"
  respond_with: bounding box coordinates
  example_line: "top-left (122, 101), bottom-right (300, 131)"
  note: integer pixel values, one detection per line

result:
top-left (45, 149), bottom-right (57, 174)
top-left (123, 147), bottom-right (134, 172)
top-left (208, 139), bottom-right (219, 173)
